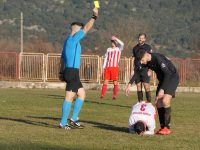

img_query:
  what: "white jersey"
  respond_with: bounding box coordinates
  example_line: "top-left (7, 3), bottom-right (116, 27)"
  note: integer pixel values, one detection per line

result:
top-left (129, 101), bottom-right (156, 135)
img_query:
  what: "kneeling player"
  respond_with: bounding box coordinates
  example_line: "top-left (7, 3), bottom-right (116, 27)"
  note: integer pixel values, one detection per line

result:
top-left (129, 101), bottom-right (156, 135)
top-left (135, 49), bottom-right (179, 135)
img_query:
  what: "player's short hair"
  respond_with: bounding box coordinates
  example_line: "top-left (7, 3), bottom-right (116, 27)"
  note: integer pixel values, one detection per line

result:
top-left (133, 121), bottom-right (145, 135)
top-left (71, 22), bottom-right (84, 28)
top-left (138, 33), bottom-right (147, 38)
top-left (135, 48), bottom-right (147, 61)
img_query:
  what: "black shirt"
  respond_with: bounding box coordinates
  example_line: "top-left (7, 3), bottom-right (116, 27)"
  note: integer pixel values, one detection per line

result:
top-left (145, 53), bottom-right (177, 89)
top-left (132, 43), bottom-right (152, 70)
top-left (132, 43), bottom-right (152, 58)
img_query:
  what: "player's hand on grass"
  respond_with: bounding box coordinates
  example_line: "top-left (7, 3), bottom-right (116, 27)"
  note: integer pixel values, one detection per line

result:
top-left (126, 83), bottom-right (131, 96)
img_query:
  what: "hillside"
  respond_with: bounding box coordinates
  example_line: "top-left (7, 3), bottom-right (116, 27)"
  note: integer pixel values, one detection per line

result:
top-left (0, 0), bottom-right (199, 57)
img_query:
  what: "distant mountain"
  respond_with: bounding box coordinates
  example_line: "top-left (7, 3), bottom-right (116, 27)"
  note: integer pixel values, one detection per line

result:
top-left (0, 0), bottom-right (199, 57)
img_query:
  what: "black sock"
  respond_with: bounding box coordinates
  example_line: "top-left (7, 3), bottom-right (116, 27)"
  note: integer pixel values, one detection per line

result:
top-left (137, 91), bottom-right (143, 102)
top-left (158, 107), bottom-right (165, 128)
top-left (164, 107), bottom-right (171, 129)
top-left (145, 91), bottom-right (151, 102)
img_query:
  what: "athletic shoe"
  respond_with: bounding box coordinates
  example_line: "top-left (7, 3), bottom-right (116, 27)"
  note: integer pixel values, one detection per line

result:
top-left (112, 96), bottom-right (117, 100)
top-left (155, 128), bottom-right (163, 134)
top-left (100, 96), bottom-right (104, 99)
top-left (159, 127), bottom-right (171, 135)
top-left (69, 119), bottom-right (84, 129)
top-left (59, 123), bottom-right (72, 130)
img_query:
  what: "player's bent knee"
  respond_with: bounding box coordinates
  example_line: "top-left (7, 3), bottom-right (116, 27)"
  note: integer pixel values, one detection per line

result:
top-left (144, 84), bottom-right (150, 91)
top-left (65, 92), bottom-right (76, 102)
top-left (104, 80), bottom-right (109, 85)
top-left (136, 83), bottom-right (142, 91)
top-left (113, 80), bottom-right (118, 85)
top-left (77, 88), bottom-right (86, 100)
top-left (162, 94), bottom-right (172, 107)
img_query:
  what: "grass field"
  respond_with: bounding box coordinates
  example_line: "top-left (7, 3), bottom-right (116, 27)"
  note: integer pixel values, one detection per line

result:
top-left (0, 89), bottom-right (200, 150)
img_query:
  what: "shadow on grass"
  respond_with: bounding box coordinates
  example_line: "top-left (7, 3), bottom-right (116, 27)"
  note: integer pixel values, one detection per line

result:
top-left (81, 120), bottom-right (129, 133)
top-left (42, 94), bottom-right (64, 100)
top-left (44, 94), bottom-right (131, 109)
top-left (0, 143), bottom-right (92, 150)
top-left (2, 115), bottom-right (128, 133)
top-left (27, 116), bottom-right (59, 121)
top-left (0, 117), bottom-right (58, 128)
top-left (27, 116), bottom-right (129, 133)
top-left (84, 100), bottom-right (131, 109)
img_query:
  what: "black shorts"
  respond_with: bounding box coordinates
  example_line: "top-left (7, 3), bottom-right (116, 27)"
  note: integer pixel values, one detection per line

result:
top-left (134, 67), bottom-right (150, 84)
top-left (63, 68), bottom-right (83, 93)
top-left (156, 73), bottom-right (179, 97)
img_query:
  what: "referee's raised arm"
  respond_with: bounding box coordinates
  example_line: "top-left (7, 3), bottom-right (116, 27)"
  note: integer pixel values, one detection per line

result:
top-left (83, 8), bottom-right (99, 34)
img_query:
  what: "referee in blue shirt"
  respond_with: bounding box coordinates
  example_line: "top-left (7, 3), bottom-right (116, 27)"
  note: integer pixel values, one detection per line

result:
top-left (59, 8), bottom-right (99, 130)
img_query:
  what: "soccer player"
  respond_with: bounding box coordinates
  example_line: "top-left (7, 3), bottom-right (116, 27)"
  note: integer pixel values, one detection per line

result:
top-left (59, 8), bottom-right (98, 130)
top-left (100, 36), bottom-right (124, 100)
top-left (135, 49), bottom-right (179, 135)
top-left (131, 33), bottom-right (152, 102)
top-left (129, 101), bottom-right (156, 135)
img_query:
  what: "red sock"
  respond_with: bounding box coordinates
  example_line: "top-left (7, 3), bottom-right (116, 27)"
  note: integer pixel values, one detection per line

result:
top-left (113, 84), bottom-right (118, 97)
top-left (101, 84), bottom-right (107, 97)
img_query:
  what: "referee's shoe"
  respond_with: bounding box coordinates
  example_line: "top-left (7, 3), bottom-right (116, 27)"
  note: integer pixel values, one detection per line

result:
top-left (68, 119), bottom-right (84, 129)
top-left (59, 123), bottom-right (72, 130)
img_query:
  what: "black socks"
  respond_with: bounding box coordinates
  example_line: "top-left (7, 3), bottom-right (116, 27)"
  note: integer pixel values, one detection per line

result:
top-left (137, 91), bottom-right (143, 102)
top-left (145, 91), bottom-right (151, 102)
top-left (158, 107), bottom-right (171, 129)
top-left (137, 91), bottom-right (151, 102)
top-left (158, 107), bottom-right (165, 128)
top-left (164, 107), bottom-right (171, 129)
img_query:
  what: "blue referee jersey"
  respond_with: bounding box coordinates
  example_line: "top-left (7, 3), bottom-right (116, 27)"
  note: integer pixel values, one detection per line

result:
top-left (61, 29), bottom-right (85, 69)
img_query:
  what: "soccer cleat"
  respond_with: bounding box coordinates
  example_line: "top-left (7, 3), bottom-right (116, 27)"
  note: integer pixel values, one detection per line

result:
top-left (69, 119), bottom-right (84, 129)
top-left (64, 125), bottom-right (72, 130)
top-left (100, 96), bottom-right (104, 99)
top-left (112, 96), bottom-right (117, 100)
top-left (59, 123), bottom-right (72, 130)
top-left (155, 128), bottom-right (163, 135)
top-left (159, 127), bottom-right (171, 135)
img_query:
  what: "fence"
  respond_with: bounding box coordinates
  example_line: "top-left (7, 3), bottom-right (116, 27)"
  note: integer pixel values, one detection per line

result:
top-left (0, 52), bottom-right (19, 80)
top-left (100, 57), bottom-right (131, 83)
top-left (20, 53), bottom-right (45, 81)
top-left (0, 52), bottom-right (200, 86)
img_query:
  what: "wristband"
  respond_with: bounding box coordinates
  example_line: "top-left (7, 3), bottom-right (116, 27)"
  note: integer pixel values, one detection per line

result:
top-left (91, 15), bottom-right (97, 20)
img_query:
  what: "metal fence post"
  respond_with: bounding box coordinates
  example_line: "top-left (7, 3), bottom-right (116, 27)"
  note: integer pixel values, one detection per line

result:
top-left (43, 54), bottom-right (47, 82)
top-left (16, 53), bottom-right (20, 80)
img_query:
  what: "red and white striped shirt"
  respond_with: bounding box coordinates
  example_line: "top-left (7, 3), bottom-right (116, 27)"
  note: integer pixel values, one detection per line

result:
top-left (103, 47), bottom-right (121, 68)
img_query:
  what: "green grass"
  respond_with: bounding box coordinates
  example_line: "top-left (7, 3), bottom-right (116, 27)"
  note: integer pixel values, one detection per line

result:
top-left (0, 89), bottom-right (200, 150)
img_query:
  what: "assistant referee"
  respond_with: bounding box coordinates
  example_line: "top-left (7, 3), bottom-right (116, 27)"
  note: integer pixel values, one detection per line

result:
top-left (131, 33), bottom-right (152, 102)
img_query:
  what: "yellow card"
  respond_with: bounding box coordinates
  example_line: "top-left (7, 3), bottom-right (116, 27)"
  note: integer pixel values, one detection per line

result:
top-left (94, 0), bottom-right (100, 9)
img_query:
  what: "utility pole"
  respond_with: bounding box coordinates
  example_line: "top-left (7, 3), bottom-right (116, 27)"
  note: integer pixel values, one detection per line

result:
top-left (20, 12), bottom-right (23, 53)
top-left (3, 0), bottom-right (7, 11)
